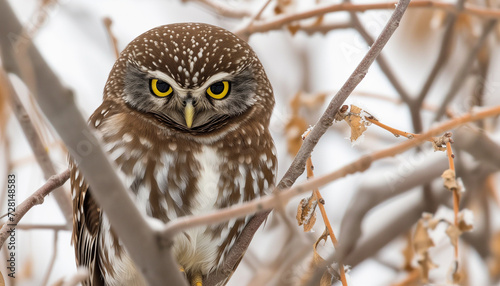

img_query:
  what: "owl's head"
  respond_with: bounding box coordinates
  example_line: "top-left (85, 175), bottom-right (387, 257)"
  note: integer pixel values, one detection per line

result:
top-left (104, 23), bottom-right (274, 136)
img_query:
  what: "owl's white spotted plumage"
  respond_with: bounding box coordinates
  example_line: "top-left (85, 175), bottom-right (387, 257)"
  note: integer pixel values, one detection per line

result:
top-left (70, 23), bottom-right (277, 285)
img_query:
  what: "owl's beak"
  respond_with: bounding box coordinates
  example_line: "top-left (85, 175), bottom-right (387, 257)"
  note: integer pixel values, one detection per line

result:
top-left (184, 100), bottom-right (194, 129)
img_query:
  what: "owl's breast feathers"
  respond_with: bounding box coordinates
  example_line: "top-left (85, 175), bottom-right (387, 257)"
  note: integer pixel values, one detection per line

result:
top-left (72, 100), bottom-right (277, 284)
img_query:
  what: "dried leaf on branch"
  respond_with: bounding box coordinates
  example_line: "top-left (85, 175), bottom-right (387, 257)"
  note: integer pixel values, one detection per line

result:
top-left (413, 213), bottom-right (439, 283)
top-left (296, 192), bottom-right (319, 232)
top-left (300, 228), bottom-right (336, 286)
top-left (441, 169), bottom-right (458, 191)
top-left (432, 132), bottom-right (453, 152)
top-left (401, 232), bottom-right (415, 272)
top-left (285, 117), bottom-right (308, 156)
top-left (417, 252), bottom-right (437, 283)
top-left (285, 92), bottom-right (327, 155)
top-left (446, 209), bottom-right (474, 249)
top-left (274, 0), bottom-right (293, 15)
top-left (414, 214), bottom-right (437, 255)
top-left (335, 104), bottom-right (371, 142)
top-left (457, 209), bottom-right (474, 232)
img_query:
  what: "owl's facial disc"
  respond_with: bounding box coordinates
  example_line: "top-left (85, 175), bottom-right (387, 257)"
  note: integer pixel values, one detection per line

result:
top-left (124, 64), bottom-right (256, 134)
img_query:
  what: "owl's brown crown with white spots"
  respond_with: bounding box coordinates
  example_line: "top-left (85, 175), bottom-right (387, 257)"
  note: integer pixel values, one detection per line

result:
top-left (108, 23), bottom-right (259, 90)
top-left (131, 23), bottom-right (253, 88)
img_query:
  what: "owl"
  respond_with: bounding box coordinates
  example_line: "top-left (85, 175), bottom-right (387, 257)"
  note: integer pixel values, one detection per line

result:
top-left (70, 23), bottom-right (277, 286)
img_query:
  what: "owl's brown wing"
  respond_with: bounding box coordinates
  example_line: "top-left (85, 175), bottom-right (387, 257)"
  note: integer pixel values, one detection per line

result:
top-left (70, 162), bottom-right (104, 286)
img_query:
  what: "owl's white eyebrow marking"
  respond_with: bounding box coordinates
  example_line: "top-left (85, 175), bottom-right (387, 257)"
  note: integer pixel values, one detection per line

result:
top-left (197, 72), bottom-right (230, 91)
top-left (147, 70), bottom-right (183, 91)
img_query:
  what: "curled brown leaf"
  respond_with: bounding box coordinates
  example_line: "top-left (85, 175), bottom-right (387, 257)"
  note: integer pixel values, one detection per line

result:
top-left (296, 192), bottom-right (319, 232)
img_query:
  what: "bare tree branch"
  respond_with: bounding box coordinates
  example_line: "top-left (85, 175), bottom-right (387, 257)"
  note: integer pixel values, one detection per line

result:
top-left (102, 17), bottom-right (120, 59)
top-left (342, 164), bottom-right (495, 268)
top-left (414, 9), bottom-right (459, 107)
top-left (345, 0), bottom-right (413, 105)
top-left (336, 153), bottom-right (449, 263)
top-left (434, 19), bottom-right (498, 120)
top-left (234, 0), bottom-right (500, 38)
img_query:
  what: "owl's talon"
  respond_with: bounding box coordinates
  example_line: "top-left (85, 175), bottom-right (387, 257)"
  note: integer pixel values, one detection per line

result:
top-left (192, 272), bottom-right (202, 286)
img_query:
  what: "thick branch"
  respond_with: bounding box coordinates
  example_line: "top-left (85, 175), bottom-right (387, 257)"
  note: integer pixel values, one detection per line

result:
top-left (336, 154), bottom-right (448, 262)
top-left (415, 10), bottom-right (459, 106)
top-left (0, 1), bottom-right (187, 285)
top-left (342, 165), bottom-right (495, 268)
top-left (434, 19), bottom-right (497, 120)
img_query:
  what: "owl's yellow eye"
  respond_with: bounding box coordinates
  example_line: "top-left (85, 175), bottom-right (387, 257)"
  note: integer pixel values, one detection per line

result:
top-left (150, 79), bottom-right (173, 97)
top-left (206, 81), bottom-right (230, 100)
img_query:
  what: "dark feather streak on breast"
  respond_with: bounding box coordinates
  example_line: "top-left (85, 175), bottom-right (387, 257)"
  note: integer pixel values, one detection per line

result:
top-left (83, 189), bottom-right (101, 239)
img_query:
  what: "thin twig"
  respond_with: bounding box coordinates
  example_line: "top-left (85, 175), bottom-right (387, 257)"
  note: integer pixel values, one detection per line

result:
top-left (234, 0), bottom-right (500, 37)
top-left (103, 17), bottom-right (120, 59)
top-left (365, 117), bottom-right (422, 140)
top-left (446, 140), bottom-right (460, 259)
top-left (237, 0), bottom-right (274, 41)
top-left (41, 230), bottom-right (59, 286)
top-left (253, 0), bottom-right (273, 21)
top-left (339, 121), bottom-right (500, 270)
top-left (15, 223), bottom-right (68, 231)
top-left (345, 0), bottom-right (413, 105)
top-left (306, 157), bottom-right (347, 286)
top-left (298, 21), bottom-right (352, 35)
top-left (182, 0), bottom-right (252, 18)
top-left (0, 170), bottom-right (70, 248)
top-left (0, 66), bottom-right (72, 227)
